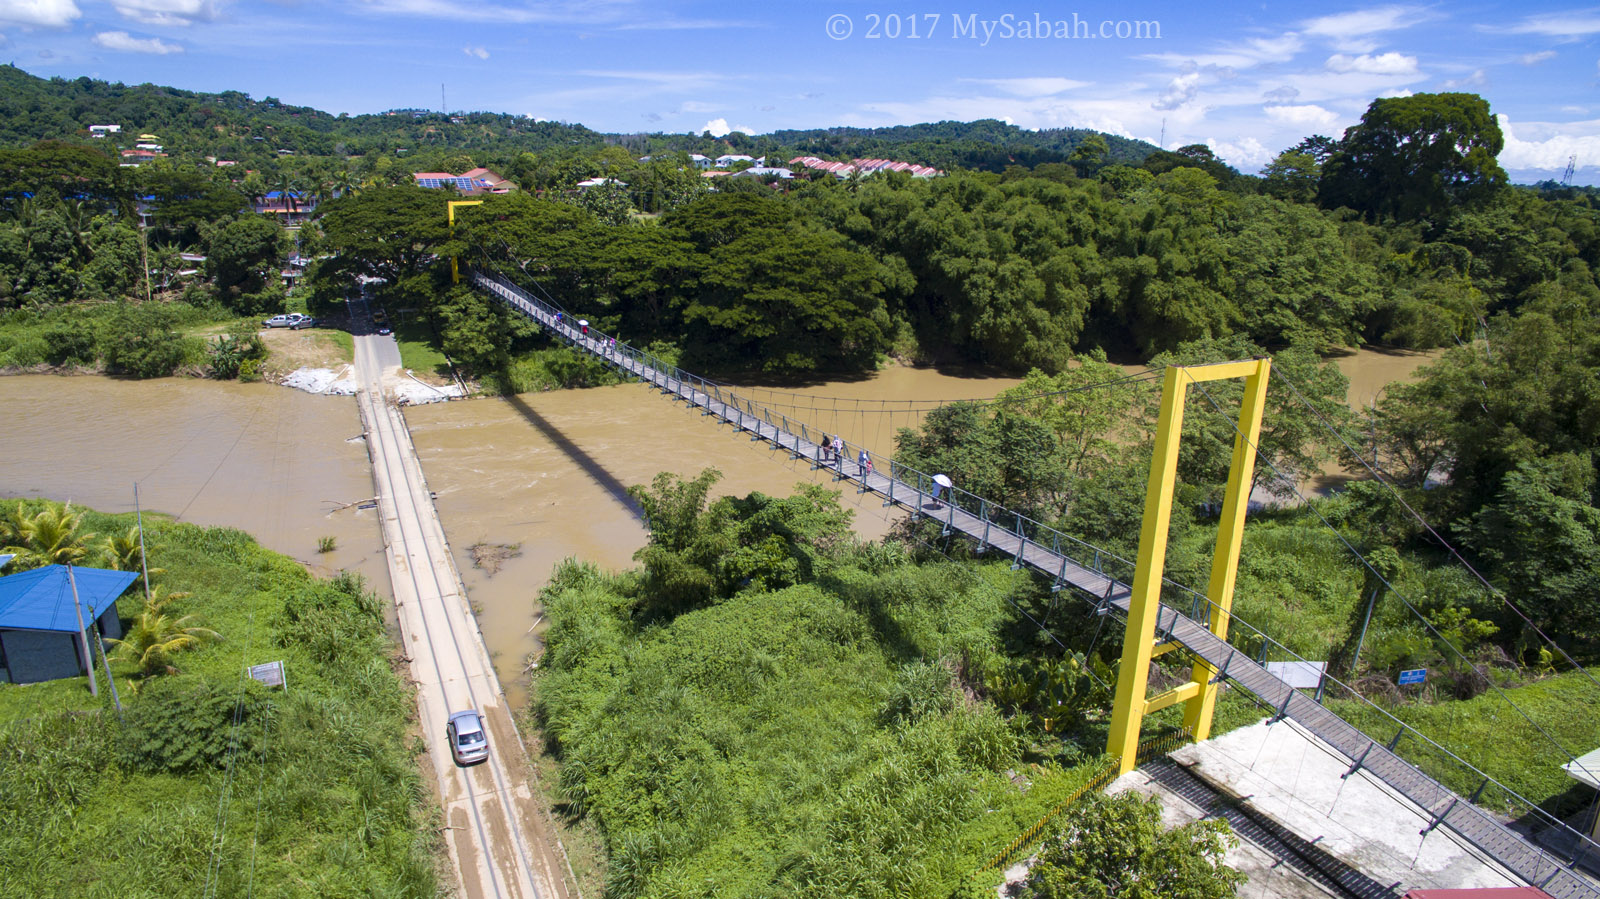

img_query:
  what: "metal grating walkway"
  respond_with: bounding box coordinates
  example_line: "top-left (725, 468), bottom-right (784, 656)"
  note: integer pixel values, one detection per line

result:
top-left (472, 270), bottom-right (1599, 899)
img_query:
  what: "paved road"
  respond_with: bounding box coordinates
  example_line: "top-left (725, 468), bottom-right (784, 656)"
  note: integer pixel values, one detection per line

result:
top-left (352, 327), bottom-right (569, 899)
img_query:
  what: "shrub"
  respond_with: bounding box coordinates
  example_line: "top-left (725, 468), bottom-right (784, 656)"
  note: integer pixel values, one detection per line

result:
top-left (121, 677), bottom-right (268, 773)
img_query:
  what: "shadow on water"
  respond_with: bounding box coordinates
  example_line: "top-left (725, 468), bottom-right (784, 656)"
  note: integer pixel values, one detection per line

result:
top-left (502, 392), bottom-right (646, 524)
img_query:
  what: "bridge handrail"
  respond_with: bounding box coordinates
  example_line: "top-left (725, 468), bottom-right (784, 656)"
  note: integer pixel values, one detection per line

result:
top-left (471, 268), bottom-right (1600, 889)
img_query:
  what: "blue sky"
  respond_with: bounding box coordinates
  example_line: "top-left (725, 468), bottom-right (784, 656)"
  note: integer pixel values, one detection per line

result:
top-left (2, 0), bottom-right (1599, 183)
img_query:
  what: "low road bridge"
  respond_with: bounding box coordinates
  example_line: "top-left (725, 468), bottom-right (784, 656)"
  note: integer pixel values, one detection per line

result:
top-left (471, 269), bottom-right (1600, 899)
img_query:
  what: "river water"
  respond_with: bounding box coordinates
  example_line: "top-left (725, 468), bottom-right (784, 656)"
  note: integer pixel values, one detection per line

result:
top-left (0, 349), bottom-right (1440, 707)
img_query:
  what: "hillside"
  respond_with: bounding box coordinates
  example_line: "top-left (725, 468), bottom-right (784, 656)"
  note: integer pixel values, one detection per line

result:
top-left (0, 65), bottom-right (1151, 174)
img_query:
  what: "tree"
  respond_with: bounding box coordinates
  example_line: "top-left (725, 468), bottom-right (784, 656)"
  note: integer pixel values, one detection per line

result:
top-left (1467, 461), bottom-right (1600, 656)
top-left (3, 504), bottom-right (93, 569)
top-left (317, 184), bottom-right (451, 286)
top-left (1068, 133), bottom-right (1109, 177)
top-left (108, 590), bottom-right (219, 677)
top-left (1021, 791), bottom-right (1244, 899)
top-left (205, 214), bottom-right (289, 314)
top-left (1260, 149), bottom-right (1321, 204)
top-left (1321, 92), bottom-right (1507, 224)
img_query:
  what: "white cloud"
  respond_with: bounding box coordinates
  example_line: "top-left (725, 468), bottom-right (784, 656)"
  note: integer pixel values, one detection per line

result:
top-left (1507, 10), bottom-right (1600, 37)
top-left (0, 0), bottom-right (81, 27)
top-left (93, 29), bottom-right (183, 53)
top-left (966, 77), bottom-right (1088, 98)
top-left (1497, 113), bottom-right (1600, 173)
top-left (1326, 51), bottom-right (1418, 75)
top-left (1207, 136), bottom-right (1274, 168)
top-left (462, 45), bottom-right (488, 59)
top-left (111, 0), bottom-right (219, 26)
top-left (1152, 71), bottom-right (1200, 111)
top-left (1264, 103), bottom-right (1341, 130)
top-left (1521, 50), bottom-right (1557, 64)
top-left (700, 117), bottom-right (753, 137)
top-left (1300, 6), bottom-right (1427, 51)
top-left (1144, 32), bottom-right (1303, 70)
top-left (1442, 69), bottom-right (1486, 89)
top-left (1378, 87), bottom-right (1414, 98)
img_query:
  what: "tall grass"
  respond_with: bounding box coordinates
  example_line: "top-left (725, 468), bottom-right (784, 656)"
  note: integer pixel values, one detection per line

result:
top-left (0, 500), bottom-right (439, 897)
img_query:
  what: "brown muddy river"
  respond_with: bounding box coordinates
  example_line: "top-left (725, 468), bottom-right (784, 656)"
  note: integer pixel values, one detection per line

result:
top-left (0, 348), bottom-right (1441, 707)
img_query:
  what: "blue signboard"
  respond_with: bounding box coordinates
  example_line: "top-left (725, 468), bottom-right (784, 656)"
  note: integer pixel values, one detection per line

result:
top-left (1398, 668), bottom-right (1427, 686)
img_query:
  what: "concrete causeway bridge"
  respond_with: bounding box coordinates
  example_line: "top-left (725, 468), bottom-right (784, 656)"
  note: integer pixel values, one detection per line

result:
top-left (471, 269), bottom-right (1600, 899)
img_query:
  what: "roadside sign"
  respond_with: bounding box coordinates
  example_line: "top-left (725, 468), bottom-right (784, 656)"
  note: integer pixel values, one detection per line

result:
top-left (1398, 668), bottom-right (1427, 686)
top-left (1266, 660), bottom-right (1326, 690)
top-left (246, 660), bottom-right (287, 690)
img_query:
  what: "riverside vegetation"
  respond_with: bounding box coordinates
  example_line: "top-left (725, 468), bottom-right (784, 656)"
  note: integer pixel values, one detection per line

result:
top-left (0, 499), bottom-right (438, 898)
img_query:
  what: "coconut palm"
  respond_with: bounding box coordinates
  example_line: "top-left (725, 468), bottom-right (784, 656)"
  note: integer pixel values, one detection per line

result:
top-left (4, 504), bottom-right (94, 569)
top-left (99, 526), bottom-right (164, 586)
top-left (108, 591), bottom-right (215, 677)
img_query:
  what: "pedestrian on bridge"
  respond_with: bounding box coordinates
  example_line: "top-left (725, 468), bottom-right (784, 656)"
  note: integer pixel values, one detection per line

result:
top-left (579, 319), bottom-right (589, 336)
top-left (932, 473), bottom-right (952, 508)
top-left (831, 435), bottom-right (843, 466)
top-left (858, 450), bottom-right (872, 477)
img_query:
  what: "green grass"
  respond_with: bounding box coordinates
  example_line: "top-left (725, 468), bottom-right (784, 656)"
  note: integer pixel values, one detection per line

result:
top-left (325, 327), bottom-right (354, 358)
top-left (390, 314), bottom-right (453, 378)
top-left (0, 499), bottom-right (439, 897)
top-left (1328, 667), bottom-right (1600, 819)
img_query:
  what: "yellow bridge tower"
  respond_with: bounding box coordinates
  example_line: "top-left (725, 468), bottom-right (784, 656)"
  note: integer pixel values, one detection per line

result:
top-left (1107, 358), bottom-right (1271, 773)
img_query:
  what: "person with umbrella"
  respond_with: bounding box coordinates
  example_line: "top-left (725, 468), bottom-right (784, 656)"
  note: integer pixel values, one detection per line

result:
top-left (932, 473), bottom-right (952, 508)
top-left (579, 319), bottom-right (590, 336)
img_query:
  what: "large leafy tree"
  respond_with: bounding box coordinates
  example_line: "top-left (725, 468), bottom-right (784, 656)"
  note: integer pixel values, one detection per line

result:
top-left (205, 213), bottom-right (289, 314)
top-left (316, 184), bottom-right (452, 289)
top-left (668, 193), bottom-right (891, 374)
top-left (1321, 92), bottom-right (1507, 223)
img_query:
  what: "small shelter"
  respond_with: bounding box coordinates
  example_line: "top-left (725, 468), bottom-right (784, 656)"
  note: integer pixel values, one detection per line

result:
top-left (0, 565), bottom-right (136, 684)
top-left (1562, 745), bottom-right (1600, 839)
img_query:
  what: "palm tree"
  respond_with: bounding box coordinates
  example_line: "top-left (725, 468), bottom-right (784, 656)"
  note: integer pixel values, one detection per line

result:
top-left (4, 504), bottom-right (93, 569)
top-left (100, 526), bottom-right (163, 587)
top-left (108, 591), bottom-right (215, 677)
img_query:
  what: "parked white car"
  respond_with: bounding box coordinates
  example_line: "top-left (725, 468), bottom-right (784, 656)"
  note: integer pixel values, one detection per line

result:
top-left (263, 313), bottom-right (315, 330)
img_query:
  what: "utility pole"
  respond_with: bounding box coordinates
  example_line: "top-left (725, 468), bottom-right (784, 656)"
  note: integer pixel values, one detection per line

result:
top-left (139, 215), bottom-right (152, 303)
top-left (66, 564), bottom-right (99, 698)
top-left (134, 482), bottom-right (152, 604)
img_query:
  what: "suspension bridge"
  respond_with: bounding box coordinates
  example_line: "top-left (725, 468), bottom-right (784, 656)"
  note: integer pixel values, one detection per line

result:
top-left (470, 269), bottom-right (1600, 899)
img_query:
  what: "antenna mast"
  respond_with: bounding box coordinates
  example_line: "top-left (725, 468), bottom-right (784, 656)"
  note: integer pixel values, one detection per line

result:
top-left (441, 83), bottom-right (447, 116)
top-left (1562, 154), bottom-right (1576, 186)
top-left (1159, 118), bottom-right (1166, 150)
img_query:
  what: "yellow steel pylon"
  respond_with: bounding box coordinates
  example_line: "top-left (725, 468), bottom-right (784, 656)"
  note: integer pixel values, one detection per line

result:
top-left (1106, 358), bottom-right (1271, 774)
top-left (447, 199), bottom-right (483, 284)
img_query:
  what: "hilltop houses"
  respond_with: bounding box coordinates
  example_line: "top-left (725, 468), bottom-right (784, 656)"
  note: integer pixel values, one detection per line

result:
top-left (412, 167), bottom-right (516, 196)
top-left (789, 156), bottom-right (941, 179)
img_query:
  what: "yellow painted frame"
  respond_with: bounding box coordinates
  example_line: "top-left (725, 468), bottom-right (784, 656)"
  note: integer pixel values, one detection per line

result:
top-left (447, 199), bottom-right (484, 283)
top-left (1106, 358), bottom-right (1271, 774)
